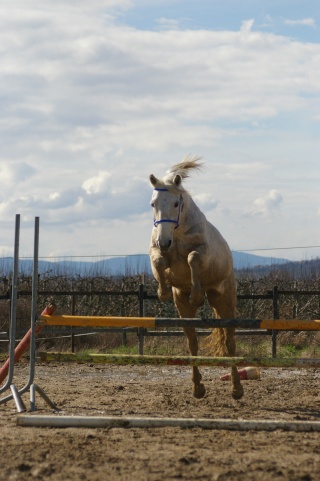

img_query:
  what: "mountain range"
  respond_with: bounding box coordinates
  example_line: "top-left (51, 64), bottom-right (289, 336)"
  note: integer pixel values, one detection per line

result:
top-left (0, 251), bottom-right (289, 277)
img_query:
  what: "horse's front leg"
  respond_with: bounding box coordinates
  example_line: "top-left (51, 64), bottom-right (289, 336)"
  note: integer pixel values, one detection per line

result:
top-left (188, 250), bottom-right (205, 307)
top-left (149, 247), bottom-right (172, 301)
top-left (173, 288), bottom-right (205, 399)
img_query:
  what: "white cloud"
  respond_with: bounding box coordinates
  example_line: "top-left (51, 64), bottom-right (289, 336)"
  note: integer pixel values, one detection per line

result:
top-left (252, 189), bottom-right (283, 216)
top-left (0, 162), bottom-right (35, 187)
top-left (1, 8), bottom-right (318, 140)
top-left (49, 192), bottom-right (60, 201)
top-left (240, 18), bottom-right (255, 33)
top-left (284, 18), bottom-right (316, 28)
top-left (156, 17), bottom-right (183, 30)
top-left (82, 171), bottom-right (112, 195)
top-left (193, 193), bottom-right (219, 212)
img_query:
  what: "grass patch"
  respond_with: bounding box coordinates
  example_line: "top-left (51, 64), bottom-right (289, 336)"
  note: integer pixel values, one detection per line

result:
top-left (103, 345), bottom-right (139, 355)
top-left (39, 331), bottom-right (320, 359)
top-left (277, 344), bottom-right (303, 358)
top-left (234, 336), bottom-right (273, 358)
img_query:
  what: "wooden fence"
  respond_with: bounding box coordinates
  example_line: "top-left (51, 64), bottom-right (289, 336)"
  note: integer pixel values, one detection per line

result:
top-left (1, 285), bottom-right (320, 357)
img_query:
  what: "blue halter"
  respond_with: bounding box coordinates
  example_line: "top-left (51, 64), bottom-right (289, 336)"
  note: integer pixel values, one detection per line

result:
top-left (153, 188), bottom-right (184, 229)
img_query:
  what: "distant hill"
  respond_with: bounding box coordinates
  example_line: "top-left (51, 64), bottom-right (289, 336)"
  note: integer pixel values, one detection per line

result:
top-left (232, 252), bottom-right (288, 270)
top-left (236, 257), bottom-right (320, 279)
top-left (0, 251), bottom-right (289, 277)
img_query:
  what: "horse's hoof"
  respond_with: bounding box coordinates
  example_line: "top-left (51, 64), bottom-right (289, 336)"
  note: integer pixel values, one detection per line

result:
top-left (231, 386), bottom-right (244, 400)
top-left (193, 383), bottom-right (206, 399)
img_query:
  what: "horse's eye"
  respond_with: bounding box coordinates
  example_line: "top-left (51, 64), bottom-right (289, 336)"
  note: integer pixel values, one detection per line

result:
top-left (151, 202), bottom-right (155, 208)
top-left (174, 201), bottom-right (179, 208)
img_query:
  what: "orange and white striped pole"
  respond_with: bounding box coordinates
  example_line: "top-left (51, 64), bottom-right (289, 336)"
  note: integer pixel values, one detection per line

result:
top-left (0, 304), bottom-right (56, 384)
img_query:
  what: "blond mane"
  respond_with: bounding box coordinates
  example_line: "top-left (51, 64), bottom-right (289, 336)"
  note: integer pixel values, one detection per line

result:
top-left (157, 155), bottom-right (204, 192)
top-left (167, 155), bottom-right (204, 179)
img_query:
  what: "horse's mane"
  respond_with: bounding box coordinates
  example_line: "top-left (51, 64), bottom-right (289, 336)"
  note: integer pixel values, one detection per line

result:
top-left (167, 155), bottom-right (204, 179)
top-left (158, 155), bottom-right (203, 192)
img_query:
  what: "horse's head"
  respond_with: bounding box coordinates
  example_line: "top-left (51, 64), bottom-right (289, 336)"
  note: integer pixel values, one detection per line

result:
top-left (149, 173), bottom-right (184, 252)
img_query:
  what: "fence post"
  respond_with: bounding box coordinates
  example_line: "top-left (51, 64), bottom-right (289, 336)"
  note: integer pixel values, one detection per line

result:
top-left (71, 294), bottom-right (75, 353)
top-left (138, 283), bottom-right (145, 355)
top-left (272, 286), bottom-right (279, 357)
top-left (121, 299), bottom-right (127, 347)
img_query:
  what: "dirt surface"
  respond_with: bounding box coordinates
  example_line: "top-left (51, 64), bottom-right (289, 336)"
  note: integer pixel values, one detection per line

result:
top-left (1, 360), bottom-right (320, 480)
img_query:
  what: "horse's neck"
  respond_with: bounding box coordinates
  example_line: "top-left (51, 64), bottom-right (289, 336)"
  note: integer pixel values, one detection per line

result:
top-left (179, 194), bottom-right (206, 236)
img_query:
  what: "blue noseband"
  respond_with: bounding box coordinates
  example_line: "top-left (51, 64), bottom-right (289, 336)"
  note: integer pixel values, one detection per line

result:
top-left (152, 188), bottom-right (184, 229)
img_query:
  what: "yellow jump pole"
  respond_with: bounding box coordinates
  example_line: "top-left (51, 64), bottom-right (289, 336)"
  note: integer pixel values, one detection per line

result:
top-left (39, 315), bottom-right (156, 328)
top-left (38, 315), bottom-right (320, 331)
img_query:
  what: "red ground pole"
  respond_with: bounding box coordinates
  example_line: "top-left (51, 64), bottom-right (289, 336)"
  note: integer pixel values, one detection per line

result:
top-left (0, 304), bottom-right (56, 384)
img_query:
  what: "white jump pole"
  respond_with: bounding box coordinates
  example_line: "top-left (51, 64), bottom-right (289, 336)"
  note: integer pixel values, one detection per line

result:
top-left (17, 415), bottom-right (320, 432)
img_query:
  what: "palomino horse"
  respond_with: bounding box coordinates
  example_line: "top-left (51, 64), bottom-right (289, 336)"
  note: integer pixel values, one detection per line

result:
top-left (149, 156), bottom-right (244, 400)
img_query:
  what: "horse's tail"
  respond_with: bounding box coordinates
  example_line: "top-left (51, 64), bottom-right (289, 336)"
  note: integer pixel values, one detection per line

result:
top-left (204, 327), bottom-right (236, 357)
top-left (204, 276), bottom-right (237, 357)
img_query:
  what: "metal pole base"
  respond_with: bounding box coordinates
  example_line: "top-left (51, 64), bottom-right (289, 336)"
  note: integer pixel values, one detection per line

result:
top-left (30, 383), bottom-right (60, 412)
top-left (10, 385), bottom-right (26, 413)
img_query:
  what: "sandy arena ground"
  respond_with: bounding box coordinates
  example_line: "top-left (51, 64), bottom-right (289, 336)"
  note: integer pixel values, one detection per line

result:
top-left (1, 360), bottom-right (320, 480)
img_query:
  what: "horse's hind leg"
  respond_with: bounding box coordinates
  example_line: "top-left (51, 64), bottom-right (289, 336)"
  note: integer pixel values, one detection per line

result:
top-left (172, 288), bottom-right (205, 399)
top-left (207, 287), bottom-right (244, 400)
top-left (224, 327), bottom-right (244, 400)
top-left (184, 326), bottom-right (206, 399)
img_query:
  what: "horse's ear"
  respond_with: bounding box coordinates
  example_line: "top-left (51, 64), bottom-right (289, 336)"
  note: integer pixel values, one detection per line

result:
top-left (173, 174), bottom-right (182, 188)
top-left (149, 174), bottom-right (158, 187)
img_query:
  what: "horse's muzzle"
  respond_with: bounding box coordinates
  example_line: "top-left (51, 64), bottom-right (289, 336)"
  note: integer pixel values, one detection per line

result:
top-left (157, 239), bottom-right (172, 252)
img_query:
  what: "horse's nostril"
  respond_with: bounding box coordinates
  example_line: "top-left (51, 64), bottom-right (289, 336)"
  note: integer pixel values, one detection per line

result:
top-left (157, 239), bottom-right (173, 252)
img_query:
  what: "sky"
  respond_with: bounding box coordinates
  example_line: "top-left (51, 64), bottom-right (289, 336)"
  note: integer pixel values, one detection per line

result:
top-left (0, 0), bottom-right (319, 262)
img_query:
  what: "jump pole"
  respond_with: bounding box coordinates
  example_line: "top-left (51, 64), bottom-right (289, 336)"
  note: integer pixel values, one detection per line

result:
top-left (0, 305), bottom-right (56, 385)
top-left (38, 352), bottom-right (320, 369)
top-left (38, 315), bottom-right (320, 331)
top-left (17, 415), bottom-right (320, 432)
